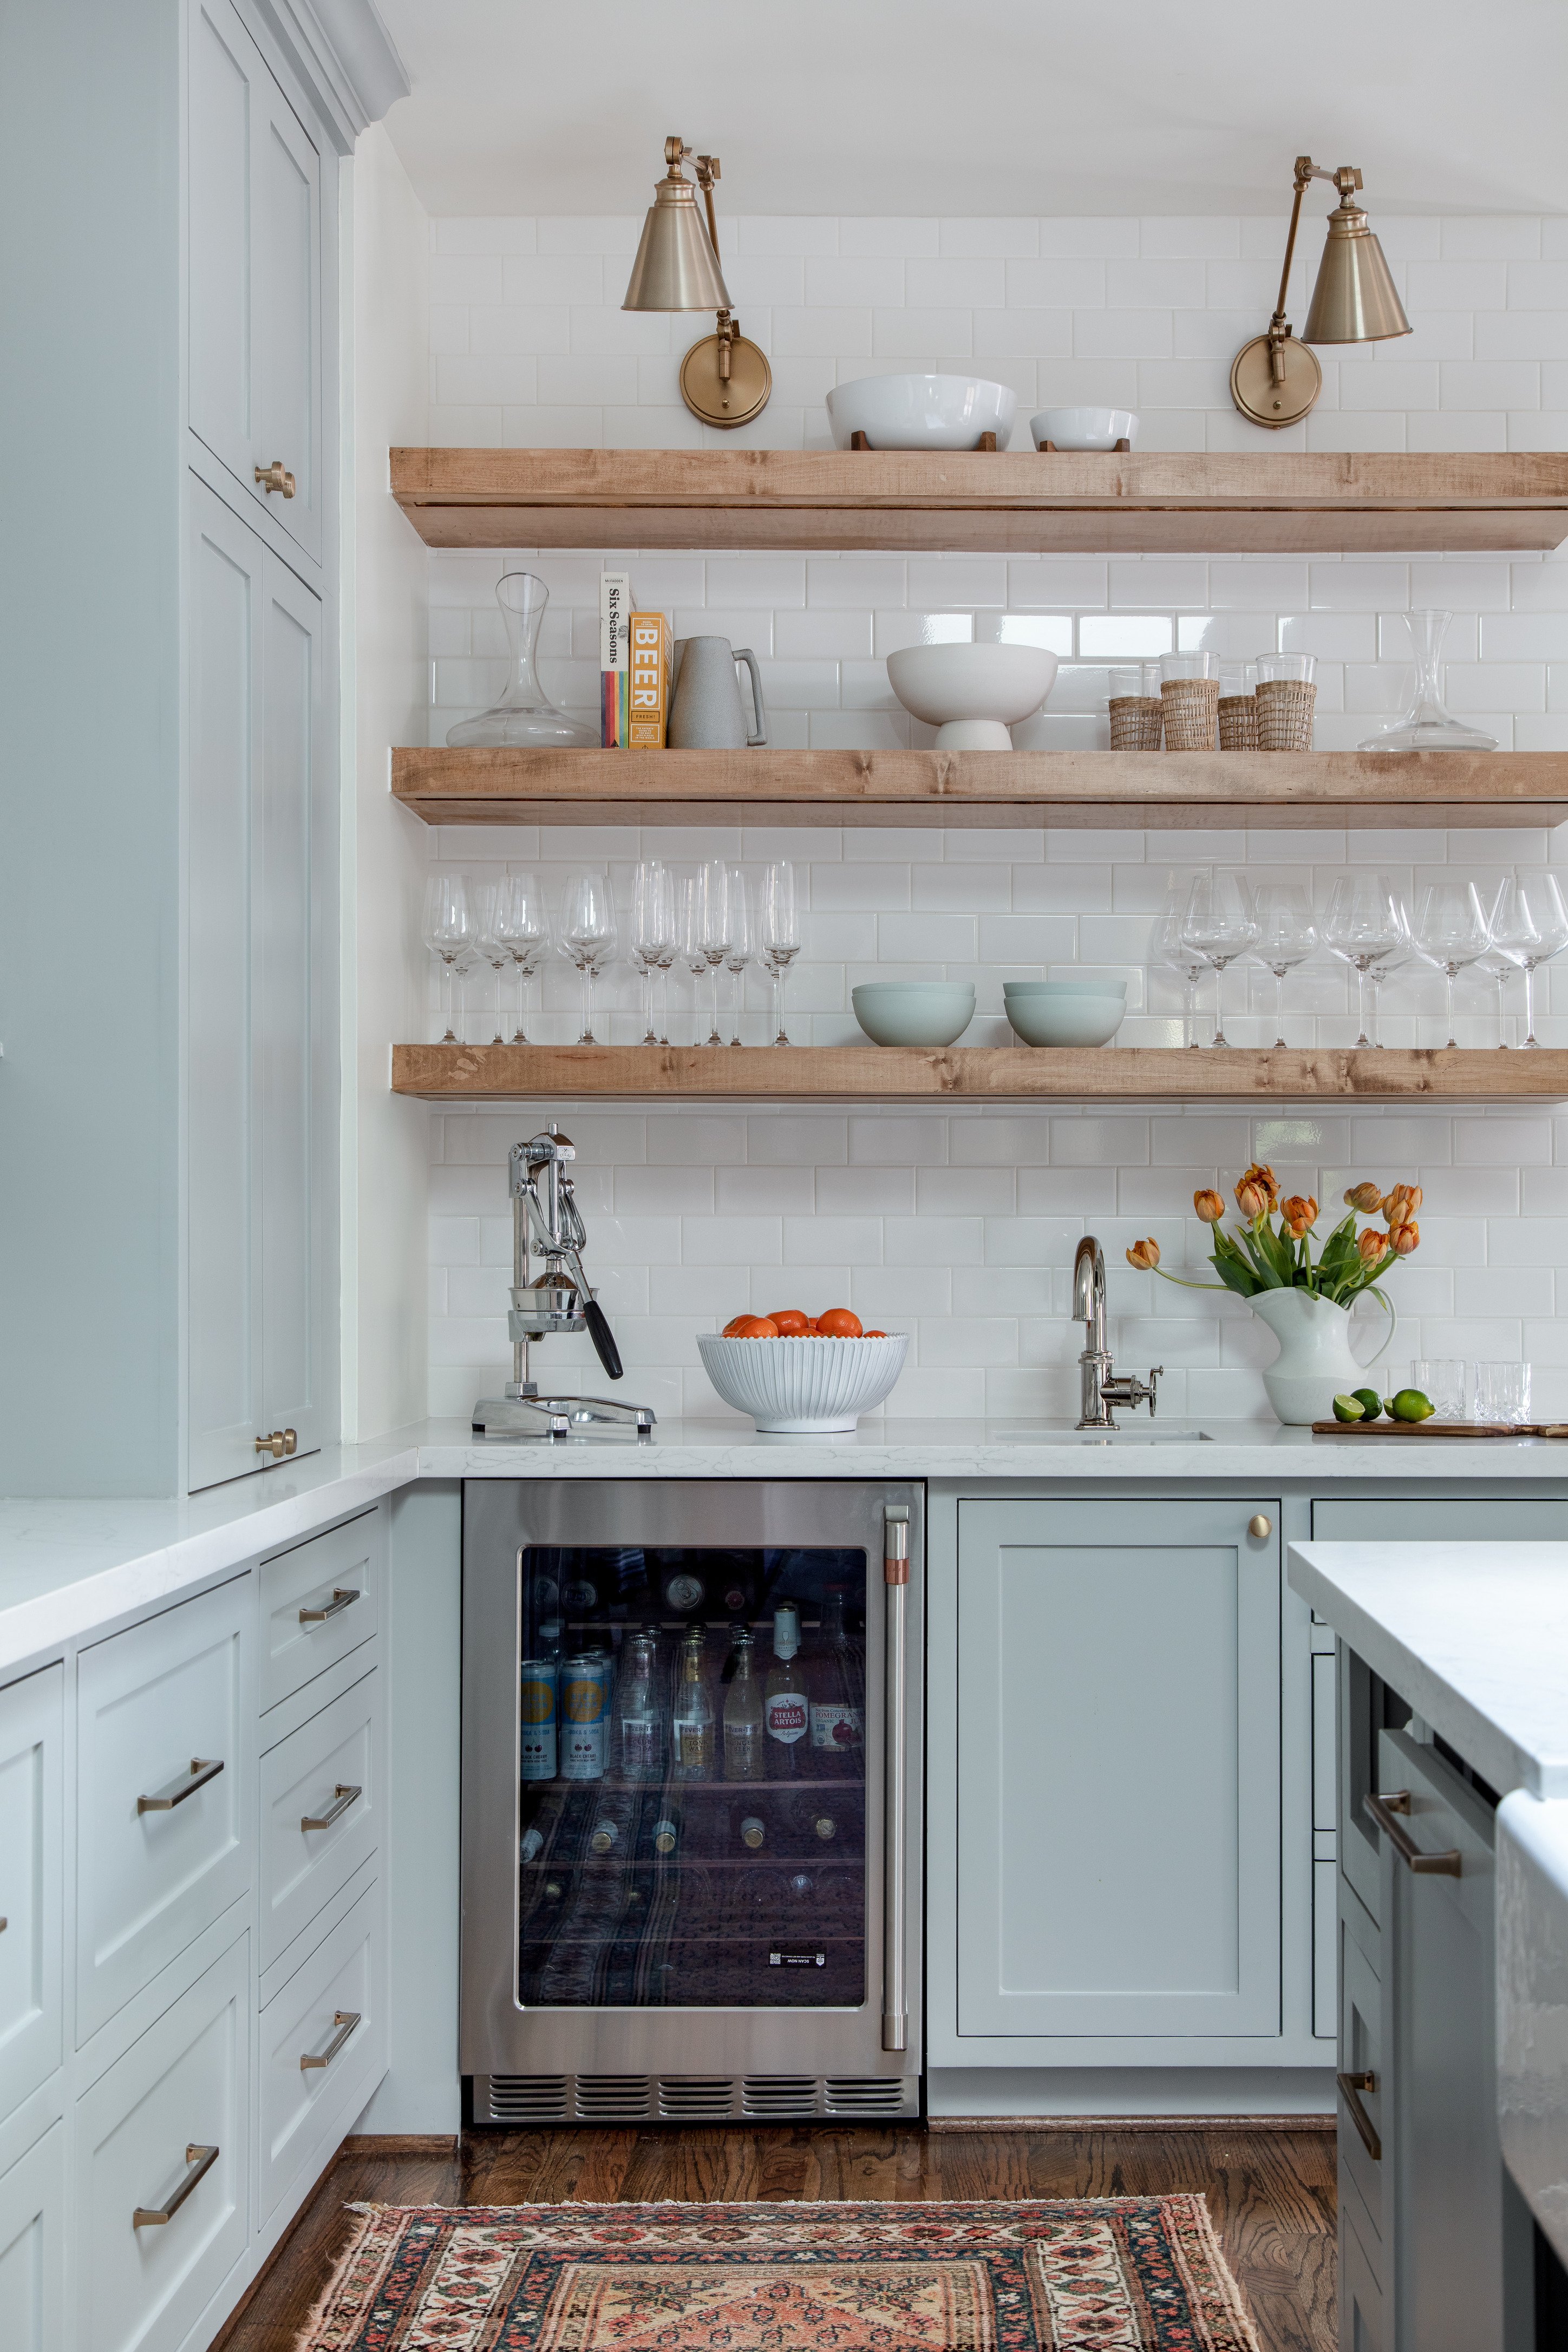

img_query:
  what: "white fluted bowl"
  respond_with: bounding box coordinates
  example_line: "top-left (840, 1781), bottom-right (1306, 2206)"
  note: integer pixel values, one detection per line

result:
top-left (697, 1332), bottom-right (909, 1434)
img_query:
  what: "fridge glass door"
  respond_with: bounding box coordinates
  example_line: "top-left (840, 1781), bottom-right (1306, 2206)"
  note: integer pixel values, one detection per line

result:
top-left (516, 1544), bottom-right (867, 2009)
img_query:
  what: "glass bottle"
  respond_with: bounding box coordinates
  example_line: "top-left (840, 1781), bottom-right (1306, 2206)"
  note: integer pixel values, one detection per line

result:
top-left (763, 1603), bottom-right (809, 1775)
top-left (671, 1632), bottom-right (715, 1780)
top-left (444, 571), bottom-right (597, 749)
top-left (723, 1630), bottom-right (765, 1781)
top-left (618, 1634), bottom-right (663, 1782)
top-left (808, 1587), bottom-right (864, 1767)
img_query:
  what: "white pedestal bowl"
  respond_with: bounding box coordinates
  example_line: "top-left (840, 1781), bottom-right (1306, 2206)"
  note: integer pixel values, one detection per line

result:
top-left (886, 642), bottom-right (1059, 751)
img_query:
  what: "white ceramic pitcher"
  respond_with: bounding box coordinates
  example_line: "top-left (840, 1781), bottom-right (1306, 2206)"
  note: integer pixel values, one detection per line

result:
top-left (1248, 1287), bottom-right (1395, 1426)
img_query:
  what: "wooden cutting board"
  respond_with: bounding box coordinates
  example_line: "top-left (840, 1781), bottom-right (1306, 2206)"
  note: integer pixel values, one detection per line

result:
top-left (1309, 1419), bottom-right (1568, 1438)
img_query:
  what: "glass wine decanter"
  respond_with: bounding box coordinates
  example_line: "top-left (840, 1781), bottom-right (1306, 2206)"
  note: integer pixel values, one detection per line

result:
top-left (445, 571), bottom-right (597, 749)
top-left (1357, 609), bottom-right (1497, 753)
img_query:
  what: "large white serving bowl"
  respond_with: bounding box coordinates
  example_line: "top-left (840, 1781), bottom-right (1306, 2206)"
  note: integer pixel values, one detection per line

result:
top-left (1006, 993), bottom-right (1126, 1047)
top-left (826, 374), bottom-right (1017, 451)
top-left (1030, 406), bottom-right (1139, 452)
top-left (697, 1332), bottom-right (909, 1434)
top-left (885, 642), bottom-right (1058, 751)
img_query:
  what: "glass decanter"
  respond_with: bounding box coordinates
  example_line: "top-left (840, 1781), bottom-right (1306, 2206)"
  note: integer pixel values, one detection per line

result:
top-left (445, 570), bottom-right (597, 749)
top-left (1357, 609), bottom-right (1497, 753)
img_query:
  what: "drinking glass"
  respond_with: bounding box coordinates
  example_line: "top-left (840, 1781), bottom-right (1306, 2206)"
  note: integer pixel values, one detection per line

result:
top-left (1489, 871), bottom-right (1568, 1049)
top-left (724, 866), bottom-right (753, 1045)
top-left (1148, 871), bottom-right (1209, 1048)
top-left (421, 870), bottom-right (472, 1043)
top-left (559, 870), bottom-right (617, 1045)
top-left (1257, 653), bottom-right (1316, 685)
top-left (759, 861), bottom-right (802, 1047)
top-left (1473, 944), bottom-right (1514, 1049)
top-left (631, 860), bottom-right (675, 1047)
top-left (1250, 883), bottom-right (1318, 1048)
top-left (676, 873), bottom-right (711, 1045)
top-left (1364, 914), bottom-right (1412, 1049)
top-left (1180, 870), bottom-right (1258, 1048)
top-left (491, 870), bottom-right (548, 1043)
top-left (1322, 874), bottom-right (1408, 1049)
top-left (471, 881), bottom-right (514, 1044)
top-left (696, 859), bottom-right (733, 1047)
top-left (1409, 1360), bottom-right (1465, 1421)
top-left (1475, 1362), bottom-right (1532, 1427)
top-left (1412, 879), bottom-right (1491, 1048)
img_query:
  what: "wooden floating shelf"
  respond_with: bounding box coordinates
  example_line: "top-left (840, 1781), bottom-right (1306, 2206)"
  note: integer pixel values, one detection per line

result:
top-left (390, 449), bottom-right (1568, 556)
top-left (392, 746), bottom-right (1568, 832)
top-left (392, 1044), bottom-right (1568, 1105)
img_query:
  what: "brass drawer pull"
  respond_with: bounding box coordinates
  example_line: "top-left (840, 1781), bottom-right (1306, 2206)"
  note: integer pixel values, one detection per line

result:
top-left (302, 1782), bottom-right (361, 1832)
top-left (254, 460), bottom-right (296, 498)
top-left (301, 2009), bottom-right (362, 2073)
top-left (1365, 1788), bottom-right (1462, 1877)
top-left (256, 1428), bottom-right (298, 1459)
top-left (0, 1917), bottom-right (6, 1932)
top-left (1337, 2069), bottom-right (1381, 2161)
top-left (138, 1757), bottom-right (224, 1814)
top-left (299, 1587), bottom-right (361, 1625)
top-left (133, 2142), bottom-right (219, 2227)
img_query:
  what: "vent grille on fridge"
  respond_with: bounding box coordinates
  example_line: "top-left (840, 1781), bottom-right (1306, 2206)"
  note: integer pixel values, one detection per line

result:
top-left (484, 2074), bottom-right (570, 2122)
top-left (825, 2077), bottom-right (912, 2114)
top-left (742, 2076), bottom-right (819, 2118)
top-left (576, 2075), bottom-right (653, 2121)
top-left (474, 2072), bottom-right (920, 2125)
top-left (657, 2077), bottom-right (740, 2120)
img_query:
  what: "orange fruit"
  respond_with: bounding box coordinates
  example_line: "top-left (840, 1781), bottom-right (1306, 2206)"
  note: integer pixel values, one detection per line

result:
top-left (766, 1309), bottom-right (811, 1335)
top-left (816, 1307), bottom-right (863, 1338)
top-left (722, 1314), bottom-right (754, 1337)
top-left (864, 1328), bottom-right (888, 1338)
top-left (729, 1315), bottom-right (779, 1338)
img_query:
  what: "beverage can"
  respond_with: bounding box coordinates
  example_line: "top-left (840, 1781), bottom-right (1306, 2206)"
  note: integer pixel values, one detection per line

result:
top-left (559, 1651), bottom-right (613, 1780)
top-left (519, 1658), bottom-right (558, 1781)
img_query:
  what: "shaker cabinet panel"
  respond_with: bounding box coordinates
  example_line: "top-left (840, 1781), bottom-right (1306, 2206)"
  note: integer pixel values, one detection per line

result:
top-left (955, 1497), bottom-right (1281, 2039)
top-left (0, 2122), bottom-right (66, 2352)
top-left (251, 73), bottom-right (322, 563)
top-left (188, 0), bottom-right (253, 477)
top-left (0, 1668), bottom-right (64, 2122)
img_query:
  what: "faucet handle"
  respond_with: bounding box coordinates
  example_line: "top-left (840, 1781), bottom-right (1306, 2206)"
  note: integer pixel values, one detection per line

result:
top-left (1145, 1366), bottom-right (1163, 1416)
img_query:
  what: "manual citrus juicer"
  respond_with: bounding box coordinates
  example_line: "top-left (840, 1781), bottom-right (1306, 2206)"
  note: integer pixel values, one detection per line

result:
top-left (472, 1126), bottom-right (655, 1440)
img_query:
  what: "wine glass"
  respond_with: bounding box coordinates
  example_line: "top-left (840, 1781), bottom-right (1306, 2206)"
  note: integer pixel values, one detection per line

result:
top-left (631, 860), bottom-right (675, 1048)
top-left (724, 866), bottom-right (753, 1046)
top-left (471, 881), bottom-right (514, 1045)
top-left (1489, 872), bottom-right (1568, 1050)
top-left (559, 870), bottom-right (617, 1045)
top-left (1250, 883), bottom-right (1317, 1049)
top-left (758, 861), bottom-right (802, 1047)
top-left (1473, 943), bottom-right (1514, 1049)
top-left (1412, 879), bottom-right (1492, 1048)
top-left (1180, 870), bottom-right (1258, 1048)
top-left (1148, 871), bottom-right (1208, 1049)
top-left (1322, 874), bottom-right (1408, 1049)
top-left (696, 859), bottom-right (733, 1048)
top-left (491, 870), bottom-right (548, 1043)
top-left (1364, 911), bottom-right (1412, 1049)
top-left (421, 870), bottom-right (472, 1044)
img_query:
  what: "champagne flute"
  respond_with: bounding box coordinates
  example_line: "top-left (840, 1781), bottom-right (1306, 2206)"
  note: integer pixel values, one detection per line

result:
top-left (1322, 873), bottom-right (1407, 1049)
top-left (631, 859), bottom-right (675, 1047)
top-left (421, 870), bottom-right (472, 1044)
top-left (492, 870), bottom-right (548, 1043)
top-left (1250, 883), bottom-right (1317, 1049)
top-left (677, 873), bottom-right (710, 1045)
top-left (696, 858), bottom-right (732, 1048)
top-left (1412, 879), bottom-right (1491, 1048)
top-left (1179, 869), bottom-right (1258, 1048)
top-left (1148, 870), bottom-right (1208, 1048)
top-left (759, 860), bottom-right (802, 1047)
top-left (559, 870), bottom-right (617, 1045)
top-left (724, 866), bottom-right (753, 1045)
top-left (1490, 871), bottom-right (1568, 1049)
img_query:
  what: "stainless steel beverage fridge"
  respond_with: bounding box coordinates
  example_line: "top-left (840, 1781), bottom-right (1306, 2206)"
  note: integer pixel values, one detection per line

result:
top-left (461, 1479), bottom-right (923, 2125)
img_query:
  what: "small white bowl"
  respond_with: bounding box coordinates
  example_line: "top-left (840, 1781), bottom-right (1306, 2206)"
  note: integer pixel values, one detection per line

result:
top-left (853, 982), bottom-right (975, 1048)
top-left (697, 1332), bottom-right (909, 1434)
top-left (886, 641), bottom-right (1057, 751)
top-left (1030, 406), bottom-right (1139, 452)
top-left (827, 374), bottom-right (1017, 451)
top-left (1007, 994), bottom-right (1126, 1048)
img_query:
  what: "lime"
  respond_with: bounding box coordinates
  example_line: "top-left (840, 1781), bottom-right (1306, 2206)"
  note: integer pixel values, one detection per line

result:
top-left (1332, 1395), bottom-right (1366, 1423)
top-left (1388, 1388), bottom-right (1435, 1423)
top-left (1353, 1387), bottom-right (1384, 1421)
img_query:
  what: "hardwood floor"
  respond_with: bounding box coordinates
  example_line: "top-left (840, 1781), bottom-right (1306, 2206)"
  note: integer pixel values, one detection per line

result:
top-left (218, 2124), bottom-right (1336, 2352)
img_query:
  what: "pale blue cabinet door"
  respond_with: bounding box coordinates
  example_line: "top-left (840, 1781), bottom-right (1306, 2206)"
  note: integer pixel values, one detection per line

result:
top-left (957, 1496), bottom-right (1281, 2037)
top-left (251, 61), bottom-right (321, 564)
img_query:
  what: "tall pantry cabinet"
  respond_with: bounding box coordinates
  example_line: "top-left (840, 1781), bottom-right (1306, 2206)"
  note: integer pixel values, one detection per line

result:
top-left (0, 0), bottom-right (405, 1498)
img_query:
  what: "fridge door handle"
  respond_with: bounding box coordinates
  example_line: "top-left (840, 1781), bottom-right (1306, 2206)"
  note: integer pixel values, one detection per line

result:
top-left (882, 1505), bottom-right (911, 2053)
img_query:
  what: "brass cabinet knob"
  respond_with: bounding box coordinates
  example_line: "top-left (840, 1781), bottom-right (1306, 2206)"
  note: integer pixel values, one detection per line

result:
top-left (254, 460), bottom-right (297, 498)
top-left (254, 1428), bottom-right (298, 1460)
top-left (1248, 1513), bottom-right (1273, 1538)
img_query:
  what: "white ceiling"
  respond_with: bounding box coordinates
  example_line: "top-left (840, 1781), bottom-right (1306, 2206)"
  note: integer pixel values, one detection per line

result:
top-left (372, 0), bottom-right (1568, 219)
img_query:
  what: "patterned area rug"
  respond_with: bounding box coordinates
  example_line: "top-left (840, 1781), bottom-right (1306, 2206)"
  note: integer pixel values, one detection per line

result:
top-left (303, 2197), bottom-right (1260, 2349)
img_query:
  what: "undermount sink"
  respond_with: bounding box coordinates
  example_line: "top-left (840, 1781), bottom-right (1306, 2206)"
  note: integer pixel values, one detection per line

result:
top-left (999, 1425), bottom-right (1214, 1445)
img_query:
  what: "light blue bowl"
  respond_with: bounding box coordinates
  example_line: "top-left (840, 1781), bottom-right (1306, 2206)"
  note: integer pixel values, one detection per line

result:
top-left (1003, 977), bottom-right (1129, 998)
top-left (853, 981), bottom-right (976, 1047)
top-left (1007, 993), bottom-right (1126, 1048)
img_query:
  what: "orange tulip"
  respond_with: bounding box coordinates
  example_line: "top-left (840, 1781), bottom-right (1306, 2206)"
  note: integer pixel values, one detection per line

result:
top-left (1383, 1184), bottom-right (1423, 1219)
top-left (1388, 1219), bottom-right (1420, 1256)
top-left (1358, 1228), bottom-right (1389, 1266)
top-left (1236, 1181), bottom-right (1268, 1221)
top-left (1280, 1193), bottom-right (1319, 1237)
top-left (1126, 1238), bottom-right (1161, 1271)
top-left (1193, 1188), bottom-right (1225, 1223)
top-left (1238, 1161), bottom-right (1280, 1208)
top-left (1344, 1181), bottom-right (1383, 1213)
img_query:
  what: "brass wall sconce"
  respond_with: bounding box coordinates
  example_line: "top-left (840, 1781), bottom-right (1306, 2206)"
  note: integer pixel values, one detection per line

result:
top-left (1231, 156), bottom-right (1412, 428)
top-left (623, 136), bottom-right (772, 429)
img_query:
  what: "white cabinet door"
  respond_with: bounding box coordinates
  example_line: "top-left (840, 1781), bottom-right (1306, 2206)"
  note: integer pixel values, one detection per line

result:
top-left (956, 1496), bottom-right (1281, 2039)
top-left (0, 1668), bottom-right (63, 2119)
top-left (75, 1935), bottom-right (249, 2352)
top-left (186, 479), bottom-right (336, 1492)
top-left (0, 2122), bottom-right (66, 2352)
top-left (258, 1879), bottom-right (383, 2222)
top-left (188, 0), bottom-right (322, 564)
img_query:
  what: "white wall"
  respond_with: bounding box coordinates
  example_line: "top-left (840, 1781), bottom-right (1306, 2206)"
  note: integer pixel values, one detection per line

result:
top-left (343, 125), bottom-right (432, 1441)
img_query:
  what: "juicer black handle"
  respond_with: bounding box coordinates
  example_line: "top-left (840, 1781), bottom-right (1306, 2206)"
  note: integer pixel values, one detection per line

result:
top-left (584, 1298), bottom-right (623, 1382)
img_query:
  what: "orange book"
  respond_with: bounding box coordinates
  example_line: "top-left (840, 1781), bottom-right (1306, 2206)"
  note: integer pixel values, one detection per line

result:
top-left (628, 612), bottom-right (671, 749)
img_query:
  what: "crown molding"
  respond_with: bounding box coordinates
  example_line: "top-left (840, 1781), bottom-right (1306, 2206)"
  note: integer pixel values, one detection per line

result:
top-left (251, 0), bottom-right (409, 151)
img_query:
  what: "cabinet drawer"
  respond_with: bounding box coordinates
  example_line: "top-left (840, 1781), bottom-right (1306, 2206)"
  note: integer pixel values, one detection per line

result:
top-left (0, 1667), bottom-right (63, 2118)
top-left (259, 1509), bottom-right (380, 1713)
top-left (0, 2120), bottom-right (66, 2352)
top-left (259, 1880), bottom-right (383, 2222)
top-left (1340, 2194), bottom-right (1386, 2352)
top-left (1338, 1901), bottom-right (1386, 2257)
top-left (77, 1581), bottom-right (251, 2042)
top-left (261, 1668), bottom-right (380, 1969)
top-left (75, 1933), bottom-right (249, 2352)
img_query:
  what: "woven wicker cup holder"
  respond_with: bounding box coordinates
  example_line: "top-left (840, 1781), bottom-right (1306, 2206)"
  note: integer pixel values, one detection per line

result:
top-left (1217, 693), bottom-right (1260, 751)
top-left (1256, 677), bottom-right (1317, 750)
top-left (1159, 677), bottom-right (1219, 751)
top-left (1108, 695), bottom-right (1165, 750)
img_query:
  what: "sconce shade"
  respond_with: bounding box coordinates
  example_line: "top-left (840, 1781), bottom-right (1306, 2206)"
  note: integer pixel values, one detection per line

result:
top-left (624, 178), bottom-right (730, 313)
top-left (1302, 205), bottom-right (1411, 344)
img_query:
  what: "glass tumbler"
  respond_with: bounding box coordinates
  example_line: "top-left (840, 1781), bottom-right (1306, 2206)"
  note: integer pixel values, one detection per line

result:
top-left (1217, 661), bottom-right (1259, 750)
top-left (1108, 662), bottom-right (1163, 750)
top-left (1256, 652), bottom-right (1317, 751)
top-left (1160, 651), bottom-right (1218, 750)
top-left (1474, 1362), bottom-right (1532, 1426)
top-left (1408, 1360), bottom-right (1465, 1421)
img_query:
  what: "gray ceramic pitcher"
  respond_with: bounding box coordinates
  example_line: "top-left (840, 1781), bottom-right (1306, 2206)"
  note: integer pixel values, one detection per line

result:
top-left (668, 636), bottom-right (767, 749)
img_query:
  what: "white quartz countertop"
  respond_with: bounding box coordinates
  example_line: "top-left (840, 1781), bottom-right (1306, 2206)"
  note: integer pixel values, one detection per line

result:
top-left (7, 1414), bottom-right (1568, 1682)
top-left (1289, 1540), bottom-right (1568, 1798)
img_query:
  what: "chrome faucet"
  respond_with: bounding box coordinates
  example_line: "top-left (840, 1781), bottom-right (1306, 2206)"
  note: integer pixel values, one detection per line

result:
top-left (1073, 1234), bottom-right (1162, 1430)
